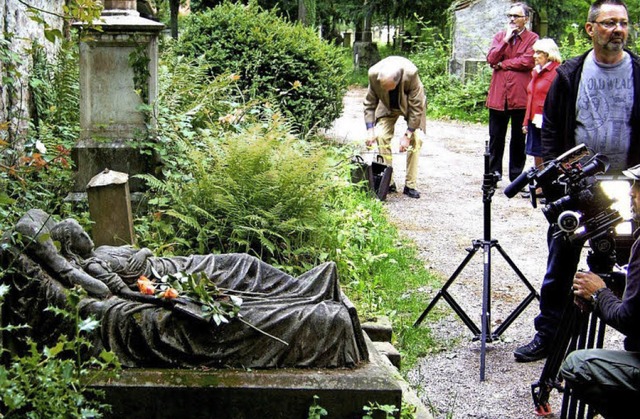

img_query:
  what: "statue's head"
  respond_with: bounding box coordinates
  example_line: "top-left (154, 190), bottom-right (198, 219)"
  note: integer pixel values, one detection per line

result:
top-left (50, 219), bottom-right (95, 259)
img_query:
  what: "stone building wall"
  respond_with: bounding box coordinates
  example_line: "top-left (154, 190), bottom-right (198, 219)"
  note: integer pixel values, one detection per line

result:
top-left (0, 0), bottom-right (64, 138)
top-left (449, 0), bottom-right (533, 80)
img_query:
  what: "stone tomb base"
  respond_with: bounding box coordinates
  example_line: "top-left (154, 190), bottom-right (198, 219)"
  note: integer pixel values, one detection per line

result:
top-left (93, 340), bottom-right (403, 418)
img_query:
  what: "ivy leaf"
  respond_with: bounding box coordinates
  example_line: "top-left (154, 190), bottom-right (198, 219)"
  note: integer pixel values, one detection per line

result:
top-left (0, 192), bottom-right (15, 206)
top-left (44, 341), bottom-right (65, 358)
top-left (99, 350), bottom-right (119, 364)
top-left (79, 317), bottom-right (100, 333)
top-left (44, 29), bottom-right (63, 43)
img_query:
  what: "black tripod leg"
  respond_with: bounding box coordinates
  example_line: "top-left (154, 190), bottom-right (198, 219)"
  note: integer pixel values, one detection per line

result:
top-left (491, 242), bottom-right (540, 338)
top-left (414, 243), bottom-right (481, 330)
top-left (532, 301), bottom-right (580, 416)
top-left (480, 239), bottom-right (492, 381)
top-left (560, 309), bottom-right (592, 419)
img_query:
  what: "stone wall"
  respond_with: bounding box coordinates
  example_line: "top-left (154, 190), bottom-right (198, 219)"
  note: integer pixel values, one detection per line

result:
top-left (0, 0), bottom-right (64, 137)
top-left (449, 0), bottom-right (533, 80)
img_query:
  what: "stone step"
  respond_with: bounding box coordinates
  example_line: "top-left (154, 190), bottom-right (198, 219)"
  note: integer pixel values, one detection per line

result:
top-left (373, 340), bottom-right (401, 369)
top-left (362, 315), bottom-right (393, 342)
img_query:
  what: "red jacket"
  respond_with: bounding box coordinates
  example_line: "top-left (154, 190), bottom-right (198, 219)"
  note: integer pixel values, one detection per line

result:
top-left (486, 29), bottom-right (538, 110)
top-left (523, 61), bottom-right (560, 127)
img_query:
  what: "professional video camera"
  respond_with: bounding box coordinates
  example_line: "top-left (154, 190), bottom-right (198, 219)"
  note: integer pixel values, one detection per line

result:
top-left (504, 144), bottom-right (624, 244)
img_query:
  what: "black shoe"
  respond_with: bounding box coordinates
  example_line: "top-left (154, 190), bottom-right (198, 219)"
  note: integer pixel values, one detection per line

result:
top-left (514, 335), bottom-right (549, 362)
top-left (403, 187), bottom-right (420, 199)
top-left (389, 184), bottom-right (397, 193)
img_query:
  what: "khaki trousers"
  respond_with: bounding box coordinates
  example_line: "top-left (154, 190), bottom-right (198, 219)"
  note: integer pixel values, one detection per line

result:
top-left (375, 111), bottom-right (423, 189)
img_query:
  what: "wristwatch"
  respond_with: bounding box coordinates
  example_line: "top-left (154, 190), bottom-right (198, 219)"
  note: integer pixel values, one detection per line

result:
top-left (591, 287), bottom-right (606, 309)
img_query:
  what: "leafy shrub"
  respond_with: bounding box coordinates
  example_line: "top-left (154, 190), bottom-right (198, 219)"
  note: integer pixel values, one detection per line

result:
top-left (1, 41), bottom-right (83, 241)
top-left (136, 29), bottom-right (346, 273)
top-left (556, 23), bottom-right (593, 61)
top-left (29, 41), bottom-right (80, 149)
top-left (171, 1), bottom-right (348, 135)
top-left (0, 285), bottom-right (120, 418)
top-left (137, 121), bottom-right (336, 272)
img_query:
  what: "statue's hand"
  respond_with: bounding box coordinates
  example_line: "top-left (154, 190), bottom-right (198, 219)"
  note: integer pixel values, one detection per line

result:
top-left (126, 248), bottom-right (153, 273)
top-left (70, 270), bottom-right (111, 298)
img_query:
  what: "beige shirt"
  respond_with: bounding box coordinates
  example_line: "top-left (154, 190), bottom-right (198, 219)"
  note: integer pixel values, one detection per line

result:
top-left (363, 56), bottom-right (427, 131)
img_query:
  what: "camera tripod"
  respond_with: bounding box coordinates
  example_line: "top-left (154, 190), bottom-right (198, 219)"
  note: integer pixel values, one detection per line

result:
top-left (414, 141), bottom-right (539, 381)
top-left (532, 231), bottom-right (629, 418)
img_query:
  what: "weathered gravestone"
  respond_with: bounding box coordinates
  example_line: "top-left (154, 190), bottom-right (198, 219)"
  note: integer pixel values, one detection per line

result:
top-left (71, 1), bottom-right (164, 196)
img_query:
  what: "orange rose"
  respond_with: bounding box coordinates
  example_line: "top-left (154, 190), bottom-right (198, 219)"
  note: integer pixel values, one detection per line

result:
top-left (159, 287), bottom-right (179, 299)
top-left (137, 276), bottom-right (156, 295)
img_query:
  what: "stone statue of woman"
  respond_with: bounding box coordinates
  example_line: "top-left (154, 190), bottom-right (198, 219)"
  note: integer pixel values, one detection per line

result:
top-left (3, 209), bottom-right (368, 369)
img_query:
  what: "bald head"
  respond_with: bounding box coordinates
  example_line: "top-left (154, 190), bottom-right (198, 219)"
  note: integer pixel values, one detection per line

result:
top-left (377, 65), bottom-right (402, 91)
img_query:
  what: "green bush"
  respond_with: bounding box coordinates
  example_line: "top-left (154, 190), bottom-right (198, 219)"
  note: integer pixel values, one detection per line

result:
top-left (172, 1), bottom-right (348, 135)
top-left (1, 41), bottom-right (83, 240)
top-left (137, 121), bottom-right (337, 273)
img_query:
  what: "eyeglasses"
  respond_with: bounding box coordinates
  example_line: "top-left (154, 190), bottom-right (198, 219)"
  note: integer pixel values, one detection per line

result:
top-left (591, 20), bottom-right (629, 29)
top-left (506, 14), bottom-right (525, 19)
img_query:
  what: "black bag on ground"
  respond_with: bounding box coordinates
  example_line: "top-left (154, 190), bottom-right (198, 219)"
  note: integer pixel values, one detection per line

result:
top-left (350, 155), bottom-right (371, 188)
top-left (350, 155), bottom-right (393, 201)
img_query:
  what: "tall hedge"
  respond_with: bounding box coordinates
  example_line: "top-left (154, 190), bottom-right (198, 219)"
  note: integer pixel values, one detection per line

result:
top-left (173, 1), bottom-right (348, 134)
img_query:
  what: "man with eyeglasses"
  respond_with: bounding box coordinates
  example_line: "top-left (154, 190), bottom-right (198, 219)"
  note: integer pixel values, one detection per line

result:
top-left (514, 0), bottom-right (640, 363)
top-left (486, 2), bottom-right (538, 187)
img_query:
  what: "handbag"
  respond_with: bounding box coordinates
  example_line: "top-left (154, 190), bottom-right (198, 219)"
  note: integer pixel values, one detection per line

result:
top-left (350, 155), bottom-right (393, 201)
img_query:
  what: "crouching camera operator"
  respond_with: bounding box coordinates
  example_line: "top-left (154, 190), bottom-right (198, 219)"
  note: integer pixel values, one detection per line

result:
top-left (559, 164), bottom-right (640, 419)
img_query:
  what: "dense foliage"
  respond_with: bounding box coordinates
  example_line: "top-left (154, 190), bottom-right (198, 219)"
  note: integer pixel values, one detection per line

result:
top-left (172, 1), bottom-right (348, 134)
top-left (529, 0), bottom-right (640, 41)
top-left (0, 285), bottom-right (120, 418)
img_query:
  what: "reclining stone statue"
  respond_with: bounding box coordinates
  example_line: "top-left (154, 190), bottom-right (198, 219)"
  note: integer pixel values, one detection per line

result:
top-left (0, 209), bottom-right (368, 369)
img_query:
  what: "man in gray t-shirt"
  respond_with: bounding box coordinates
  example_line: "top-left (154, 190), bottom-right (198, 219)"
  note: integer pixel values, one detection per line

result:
top-left (576, 49), bottom-right (633, 171)
top-left (515, 0), bottom-right (640, 367)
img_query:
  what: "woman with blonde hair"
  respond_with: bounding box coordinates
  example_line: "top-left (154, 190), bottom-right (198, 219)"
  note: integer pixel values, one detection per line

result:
top-left (522, 38), bottom-right (562, 199)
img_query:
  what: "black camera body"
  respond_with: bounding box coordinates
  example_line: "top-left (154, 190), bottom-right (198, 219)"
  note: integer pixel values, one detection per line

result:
top-left (505, 144), bottom-right (624, 244)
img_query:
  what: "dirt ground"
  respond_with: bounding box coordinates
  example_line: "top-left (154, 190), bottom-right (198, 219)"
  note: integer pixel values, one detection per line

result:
top-left (324, 87), bottom-right (625, 419)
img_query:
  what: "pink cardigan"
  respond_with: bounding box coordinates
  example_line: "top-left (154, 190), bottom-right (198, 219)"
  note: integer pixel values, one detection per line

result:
top-left (523, 61), bottom-right (560, 127)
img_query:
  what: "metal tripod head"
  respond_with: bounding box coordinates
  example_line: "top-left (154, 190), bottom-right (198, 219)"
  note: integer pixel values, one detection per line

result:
top-left (482, 140), bottom-right (500, 202)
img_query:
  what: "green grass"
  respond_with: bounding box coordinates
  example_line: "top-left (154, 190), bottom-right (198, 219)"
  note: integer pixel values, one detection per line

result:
top-left (320, 150), bottom-right (446, 371)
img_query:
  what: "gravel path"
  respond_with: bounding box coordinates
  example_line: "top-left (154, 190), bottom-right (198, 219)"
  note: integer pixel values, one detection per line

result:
top-left (325, 87), bottom-right (624, 419)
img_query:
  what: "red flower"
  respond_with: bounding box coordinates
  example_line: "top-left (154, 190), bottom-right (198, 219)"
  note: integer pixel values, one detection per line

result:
top-left (159, 287), bottom-right (179, 299)
top-left (137, 276), bottom-right (156, 295)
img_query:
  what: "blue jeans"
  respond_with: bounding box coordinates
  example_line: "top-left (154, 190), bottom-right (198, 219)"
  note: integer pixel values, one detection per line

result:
top-left (533, 225), bottom-right (584, 342)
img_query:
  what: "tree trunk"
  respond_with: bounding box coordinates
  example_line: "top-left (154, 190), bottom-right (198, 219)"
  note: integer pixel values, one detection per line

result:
top-left (170, 0), bottom-right (179, 39)
top-left (298, 0), bottom-right (307, 24)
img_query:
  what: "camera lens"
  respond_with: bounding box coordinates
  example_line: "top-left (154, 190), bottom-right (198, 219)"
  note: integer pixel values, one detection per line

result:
top-left (542, 195), bottom-right (574, 224)
top-left (557, 211), bottom-right (581, 232)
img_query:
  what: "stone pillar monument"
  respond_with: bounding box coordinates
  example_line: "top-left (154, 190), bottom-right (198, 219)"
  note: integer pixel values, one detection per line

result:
top-left (71, 0), bottom-right (164, 196)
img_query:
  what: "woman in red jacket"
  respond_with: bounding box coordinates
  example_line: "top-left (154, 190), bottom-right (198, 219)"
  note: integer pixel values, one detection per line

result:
top-left (522, 38), bottom-right (562, 198)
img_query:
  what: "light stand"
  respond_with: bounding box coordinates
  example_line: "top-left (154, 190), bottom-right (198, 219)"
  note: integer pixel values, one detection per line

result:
top-left (414, 141), bottom-right (540, 381)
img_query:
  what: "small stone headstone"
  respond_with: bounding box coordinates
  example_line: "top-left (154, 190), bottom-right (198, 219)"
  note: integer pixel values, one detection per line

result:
top-left (87, 168), bottom-right (135, 246)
